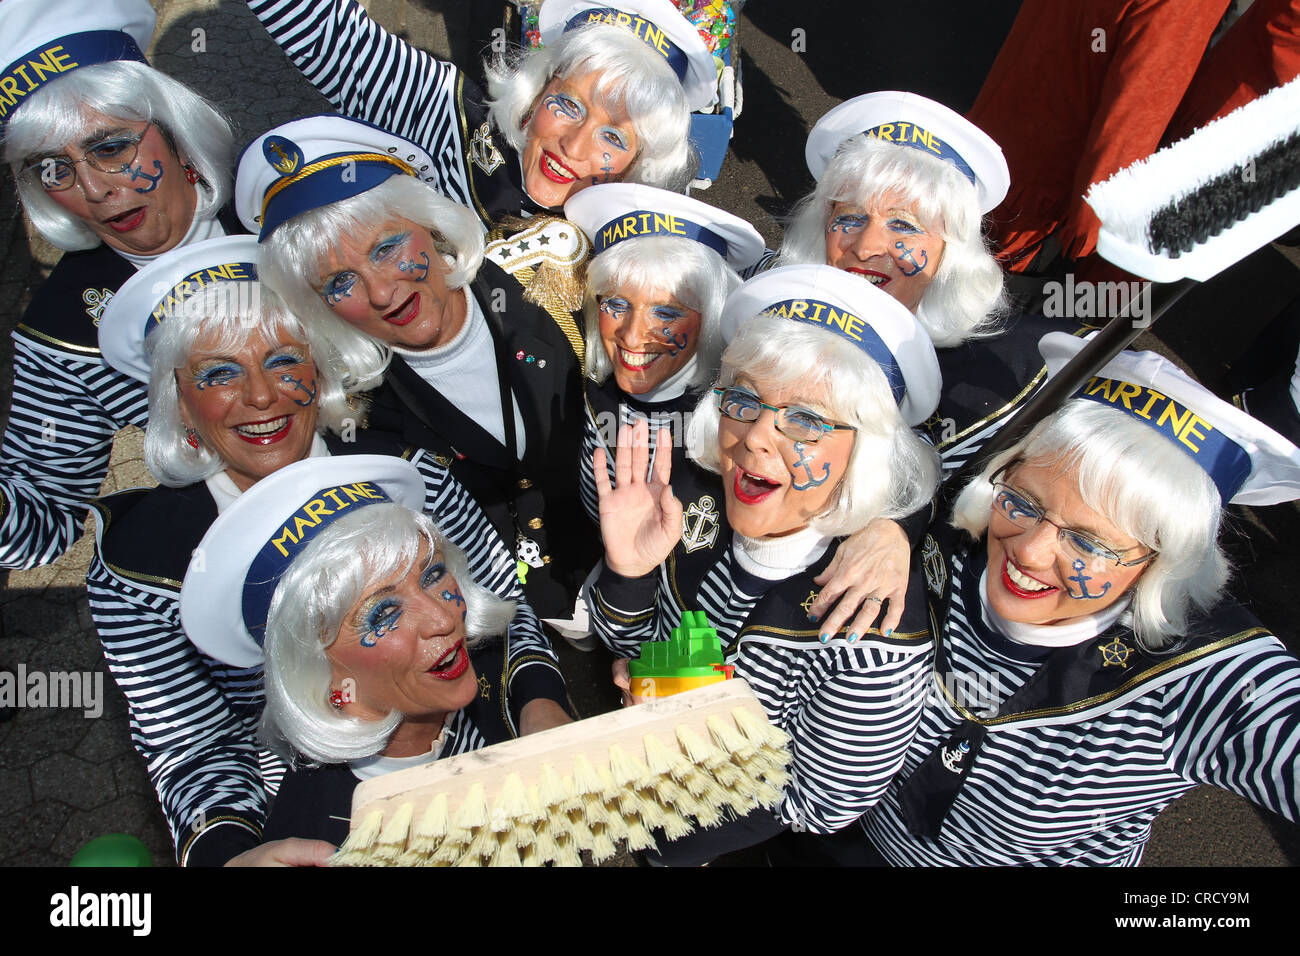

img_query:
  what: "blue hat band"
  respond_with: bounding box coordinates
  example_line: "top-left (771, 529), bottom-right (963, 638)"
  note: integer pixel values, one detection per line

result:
top-left (241, 482), bottom-right (394, 647)
top-left (761, 297), bottom-right (906, 405)
top-left (862, 122), bottom-right (976, 187)
top-left (564, 9), bottom-right (688, 82)
top-left (258, 152), bottom-right (415, 240)
top-left (0, 30), bottom-right (148, 129)
top-left (593, 210), bottom-right (727, 257)
top-left (145, 261), bottom-right (258, 336)
top-left (1074, 376), bottom-right (1251, 501)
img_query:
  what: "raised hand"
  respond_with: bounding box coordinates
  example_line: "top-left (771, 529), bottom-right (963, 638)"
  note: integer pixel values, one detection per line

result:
top-left (593, 419), bottom-right (682, 578)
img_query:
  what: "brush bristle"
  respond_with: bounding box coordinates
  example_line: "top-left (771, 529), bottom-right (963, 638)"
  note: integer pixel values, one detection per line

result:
top-left (336, 687), bottom-right (793, 866)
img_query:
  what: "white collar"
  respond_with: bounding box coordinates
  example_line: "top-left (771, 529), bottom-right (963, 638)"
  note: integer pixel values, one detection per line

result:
top-left (633, 353), bottom-right (700, 403)
top-left (348, 713), bottom-right (453, 780)
top-left (732, 525), bottom-right (833, 581)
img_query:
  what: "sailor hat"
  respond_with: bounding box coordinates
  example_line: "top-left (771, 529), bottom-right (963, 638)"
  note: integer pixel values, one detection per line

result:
top-left (539, 0), bottom-right (718, 112)
top-left (181, 455), bottom-right (427, 668)
top-left (236, 114), bottom-right (440, 240)
top-left (806, 91), bottom-right (1010, 215)
top-left (720, 264), bottom-right (942, 427)
top-left (0, 0), bottom-right (154, 130)
top-left (98, 234), bottom-right (262, 383)
top-left (1041, 331), bottom-right (1300, 505)
top-left (565, 182), bottom-right (764, 270)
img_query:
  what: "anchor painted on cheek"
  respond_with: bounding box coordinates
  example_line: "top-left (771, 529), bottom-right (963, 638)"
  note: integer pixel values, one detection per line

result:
top-left (592, 151), bottom-right (615, 186)
top-left (790, 441), bottom-right (830, 491)
top-left (280, 374), bottom-right (317, 407)
top-left (398, 251), bottom-right (430, 281)
top-left (894, 240), bottom-right (928, 276)
top-left (442, 587), bottom-right (467, 621)
top-left (129, 160), bottom-right (164, 193)
top-left (661, 327), bottom-right (689, 355)
top-left (1066, 557), bottom-right (1112, 600)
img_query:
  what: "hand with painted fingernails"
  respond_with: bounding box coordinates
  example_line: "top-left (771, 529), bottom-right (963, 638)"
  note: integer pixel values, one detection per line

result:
top-left (809, 517), bottom-right (910, 642)
top-left (593, 420), bottom-right (682, 579)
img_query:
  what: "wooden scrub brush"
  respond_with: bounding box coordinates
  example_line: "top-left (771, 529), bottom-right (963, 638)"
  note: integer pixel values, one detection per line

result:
top-left (331, 678), bottom-right (791, 867)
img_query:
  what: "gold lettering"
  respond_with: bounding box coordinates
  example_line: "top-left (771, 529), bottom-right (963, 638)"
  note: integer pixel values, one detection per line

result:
top-left (840, 311), bottom-right (866, 343)
top-left (1155, 400), bottom-right (1192, 436)
top-left (292, 515), bottom-right (319, 539)
top-left (271, 527), bottom-right (298, 558)
top-left (1113, 381), bottom-right (1143, 410)
top-left (11, 64), bottom-right (36, 91)
top-left (0, 77), bottom-right (20, 102)
top-left (302, 498), bottom-right (333, 523)
top-left (46, 47), bottom-right (78, 73)
top-left (1178, 415), bottom-right (1212, 453)
top-left (1134, 388), bottom-right (1166, 420)
top-left (322, 488), bottom-right (347, 509)
top-left (788, 300), bottom-right (809, 320)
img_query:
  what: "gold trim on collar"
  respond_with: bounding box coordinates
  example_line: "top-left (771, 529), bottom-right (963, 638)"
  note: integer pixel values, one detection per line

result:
top-left (16, 323), bottom-right (101, 356)
top-left (939, 627), bottom-right (1267, 726)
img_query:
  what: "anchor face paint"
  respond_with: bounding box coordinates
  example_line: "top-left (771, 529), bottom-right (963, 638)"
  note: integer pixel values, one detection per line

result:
top-left (177, 329), bottom-right (320, 493)
top-left (824, 192), bottom-right (945, 314)
top-left (521, 71), bottom-right (639, 209)
top-left (328, 546), bottom-right (478, 721)
top-left (985, 460), bottom-right (1149, 626)
top-left (37, 110), bottom-right (198, 256)
top-left (718, 376), bottom-right (855, 539)
top-left (317, 221), bottom-right (463, 351)
top-left (597, 284), bottom-right (702, 395)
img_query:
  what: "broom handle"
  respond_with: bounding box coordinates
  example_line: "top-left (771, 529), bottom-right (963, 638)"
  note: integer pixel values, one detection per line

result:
top-left (948, 277), bottom-right (1197, 490)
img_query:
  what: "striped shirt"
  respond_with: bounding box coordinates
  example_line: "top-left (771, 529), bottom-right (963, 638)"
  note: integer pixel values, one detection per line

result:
top-left (86, 446), bottom-right (563, 864)
top-left (1, 245), bottom-right (147, 568)
top-left (862, 547), bottom-right (1300, 865)
top-left (246, 0), bottom-right (511, 224)
top-left (589, 525), bottom-right (932, 835)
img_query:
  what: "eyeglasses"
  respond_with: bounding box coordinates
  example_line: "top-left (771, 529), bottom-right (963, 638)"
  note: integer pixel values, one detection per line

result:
top-left (24, 122), bottom-right (154, 192)
top-left (989, 464), bottom-right (1157, 568)
top-left (713, 385), bottom-right (856, 444)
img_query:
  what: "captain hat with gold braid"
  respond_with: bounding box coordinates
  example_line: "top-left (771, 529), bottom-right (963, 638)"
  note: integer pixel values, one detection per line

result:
top-left (235, 115), bottom-right (441, 241)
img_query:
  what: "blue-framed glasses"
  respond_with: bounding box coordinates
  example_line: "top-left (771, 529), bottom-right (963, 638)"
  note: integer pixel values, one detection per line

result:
top-left (713, 386), bottom-right (856, 444)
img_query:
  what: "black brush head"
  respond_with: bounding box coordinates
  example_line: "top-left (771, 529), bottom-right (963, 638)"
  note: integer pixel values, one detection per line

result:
top-left (1148, 131), bottom-right (1300, 256)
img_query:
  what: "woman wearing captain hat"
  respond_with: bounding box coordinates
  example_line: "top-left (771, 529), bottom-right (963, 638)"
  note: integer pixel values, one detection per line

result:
top-left (776, 91), bottom-right (1085, 477)
top-left (0, 0), bottom-right (236, 570)
top-left (242, 0), bottom-right (715, 228)
top-left (837, 334), bottom-right (1300, 866)
top-left (244, 115), bottom-right (596, 621)
top-left (589, 264), bottom-right (942, 862)
top-left (88, 234), bottom-right (567, 865)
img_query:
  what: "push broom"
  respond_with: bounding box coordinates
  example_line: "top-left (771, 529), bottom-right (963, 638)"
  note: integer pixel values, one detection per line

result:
top-left (952, 75), bottom-right (1300, 487)
top-left (330, 677), bottom-right (791, 867)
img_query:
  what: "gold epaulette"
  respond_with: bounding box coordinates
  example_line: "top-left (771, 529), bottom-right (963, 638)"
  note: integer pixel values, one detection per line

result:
top-left (485, 216), bottom-right (591, 368)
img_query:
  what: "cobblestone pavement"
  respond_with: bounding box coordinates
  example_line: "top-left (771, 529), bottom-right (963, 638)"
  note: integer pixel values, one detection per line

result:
top-left (1, 0), bottom-right (1297, 868)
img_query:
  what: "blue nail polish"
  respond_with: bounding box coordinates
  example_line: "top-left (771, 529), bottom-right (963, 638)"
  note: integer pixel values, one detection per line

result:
top-left (808, 613), bottom-right (819, 623)
top-left (884, 628), bottom-right (894, 637)
top-left (819, 632), bottom-right (830, 644)
top-left (848, 632), bottom-right (859, 643)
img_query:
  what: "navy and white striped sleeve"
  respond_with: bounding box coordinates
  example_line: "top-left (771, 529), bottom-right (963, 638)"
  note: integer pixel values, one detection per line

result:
top-left (413, 452), bottom-right (567, 729)
top-left (245, 0), bottom-right (473, 210)
top-left (1162, 636), bottom-right (1300, 822)
top-left (0, 336), bottom-right (148, 569)
top-left (588, 562), bottom-right (664, 659)
top-left (770, 646), bottom-right (930, 833)
top-left (84, 552), bottom-right (274, 866)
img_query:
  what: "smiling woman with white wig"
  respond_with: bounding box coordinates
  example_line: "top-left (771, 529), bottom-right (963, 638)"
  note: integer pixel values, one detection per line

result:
top-left (588, 265), bottom-right (941, 864)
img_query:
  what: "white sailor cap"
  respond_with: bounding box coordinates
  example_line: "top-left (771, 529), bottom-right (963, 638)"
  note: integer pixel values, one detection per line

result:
top-left (539, 0), bottom-right (718, 112)
top-left (0, 0), bottom-right (154, 131)
top-left (720, 264), bottom-right (942, 427)
top-left (805, 91), bottom-right (1010, 215)
top-left (98, 234), bottom-right (262, 384)
top-left (181, 455), bottom-right (427, 668)
top-left (235, 114), bottom-right (440, 240)
top-left (1040, 331), bottom-right (1300, 505)
top-left (564, 182), bottom-right (765, 270)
